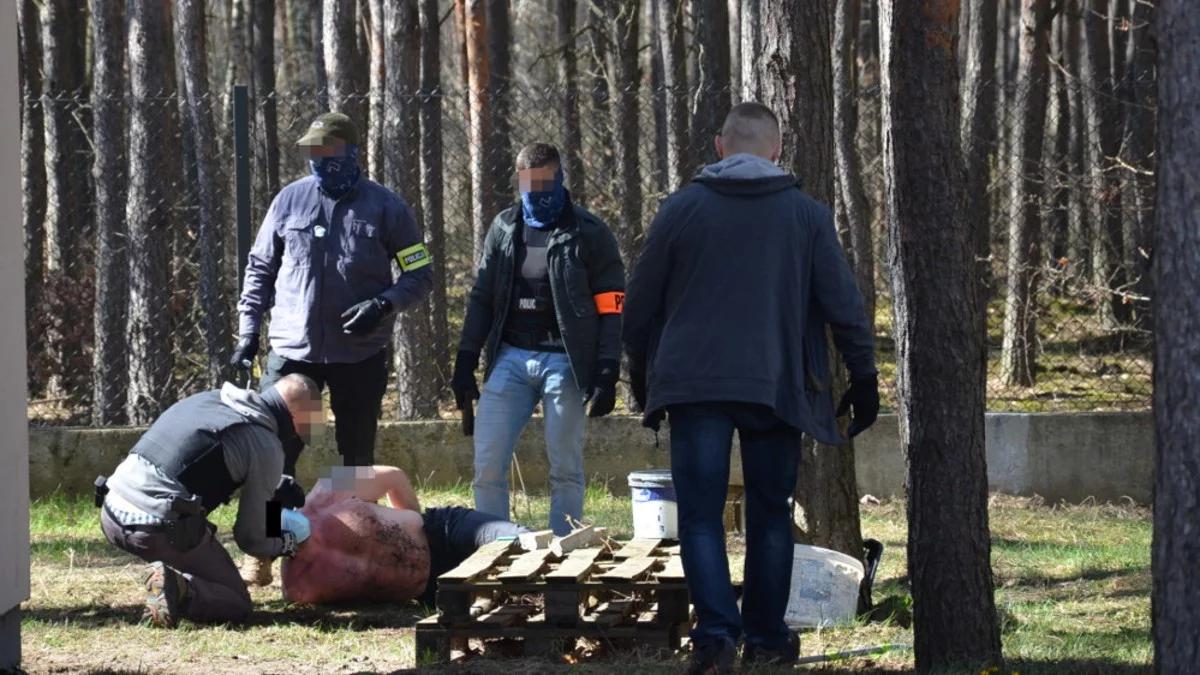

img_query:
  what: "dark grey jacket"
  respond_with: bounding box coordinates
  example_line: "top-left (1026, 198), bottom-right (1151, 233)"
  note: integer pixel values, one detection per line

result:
top-left (459, 199), bottom-right (625, 393)
top-left (622, 154), bottom-right (876, 444)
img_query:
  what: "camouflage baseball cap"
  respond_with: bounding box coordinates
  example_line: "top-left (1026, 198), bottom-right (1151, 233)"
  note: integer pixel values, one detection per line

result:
top-left (296, 112), bottom-right (360, 147)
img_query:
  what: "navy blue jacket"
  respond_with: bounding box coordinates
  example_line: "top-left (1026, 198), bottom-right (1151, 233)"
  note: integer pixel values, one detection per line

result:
top-left (622, 155), bottom-right (876, 444)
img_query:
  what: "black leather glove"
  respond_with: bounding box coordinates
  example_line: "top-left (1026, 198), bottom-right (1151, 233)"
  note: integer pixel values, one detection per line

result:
top-left (341, 297), bottom-right (392, 335)
top-left (837, 373), bottom-right (880, 438)
top-left (629, 363), bottom-right (647, 413)
top-left (587, 360), bottom-right (619, 418)
top-left (272, 475), bottom-right (306, 509)
top-left (230, 334), bottom-right (259, 369)
top-left (451, 350), bottom-right (481, 411)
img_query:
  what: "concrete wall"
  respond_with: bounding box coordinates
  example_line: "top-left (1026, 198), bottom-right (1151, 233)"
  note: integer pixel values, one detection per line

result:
top-left (31, 412), bottom-right (1153, 504)
top-left (1, 3), bottom-right (30, 668)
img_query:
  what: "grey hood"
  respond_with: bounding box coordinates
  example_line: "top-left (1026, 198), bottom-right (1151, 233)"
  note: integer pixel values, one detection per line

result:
top-left (697, 153), bottom-right (789, 181)
top-left (219, 381), bottom-right (278, 433)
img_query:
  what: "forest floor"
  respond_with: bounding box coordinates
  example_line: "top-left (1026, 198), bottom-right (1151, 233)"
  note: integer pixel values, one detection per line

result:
top-left (20, 487), bottom-right (1151, 674)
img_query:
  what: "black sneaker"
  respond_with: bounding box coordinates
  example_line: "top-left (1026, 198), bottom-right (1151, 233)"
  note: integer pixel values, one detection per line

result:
top-left (685, 636), bottom-right (737, 675)
top-left (742, 632), bottom-right (800, 667)
top-left (142, 562), bottom-right (190, 628)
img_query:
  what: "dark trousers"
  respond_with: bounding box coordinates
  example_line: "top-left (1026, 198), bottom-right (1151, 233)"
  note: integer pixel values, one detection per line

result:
top-left (419, 506), bottom-right (528, 605)
top-left (667, 402), bottom-right (802, 652)
top-left (100, 508), bottom-right (252, 623)
top-left (260, 349), bottom-right (390, 471)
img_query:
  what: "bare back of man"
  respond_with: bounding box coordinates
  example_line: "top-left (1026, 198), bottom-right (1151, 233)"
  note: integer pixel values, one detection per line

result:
top-left (281, 466), bottom-right (430, 604)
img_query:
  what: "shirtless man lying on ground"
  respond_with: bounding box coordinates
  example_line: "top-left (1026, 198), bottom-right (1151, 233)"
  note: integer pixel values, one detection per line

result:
top-left (280, 465), bottom-right (526, 605)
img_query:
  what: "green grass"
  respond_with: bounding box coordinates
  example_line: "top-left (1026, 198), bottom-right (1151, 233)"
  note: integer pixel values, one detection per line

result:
top-left (21, 489), bottom-right (1150, 673)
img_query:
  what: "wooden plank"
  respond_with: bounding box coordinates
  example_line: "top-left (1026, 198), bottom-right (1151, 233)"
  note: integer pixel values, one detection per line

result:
top-left (476, 604), bottom-right (536, 627)
top-left (656, 555), bottom-right (686, 582)
top-left (613, 538), bottom-right (662, 559)
top-left (660, 544), bottom-right (681, 556)
top-left (590, 599), bottom-right (639, 628)
top-left (598, 556), bottom-right (662, 582)
top-left (497, 548), bottom-right (555, 581)
top-left (545, 547), bottom-right (603, 583)
top-left (549, 525), bottom-right (597, 557)
top-left (518, 529), bottom-right (555, 551)
top-left (438, 539), bottom-right (515, 582)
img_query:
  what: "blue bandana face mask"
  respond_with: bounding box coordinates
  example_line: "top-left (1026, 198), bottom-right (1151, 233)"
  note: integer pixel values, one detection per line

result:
top-left (309, 143), bottom-right (361, 200)
top-left (520, 166), bottom-right (567, 229)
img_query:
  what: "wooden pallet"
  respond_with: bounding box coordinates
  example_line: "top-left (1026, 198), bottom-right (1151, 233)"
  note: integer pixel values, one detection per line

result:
top-left (415, 537), bottom-right (691, 664)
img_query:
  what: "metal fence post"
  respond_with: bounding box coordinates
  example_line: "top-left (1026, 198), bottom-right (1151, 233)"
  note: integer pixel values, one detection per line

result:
top-left (234, 84), bottom-right (251, 293)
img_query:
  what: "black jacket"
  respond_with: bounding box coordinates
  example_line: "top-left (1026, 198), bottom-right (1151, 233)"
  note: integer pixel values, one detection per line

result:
top-left (622, 155), bottom-right (876, 443)
top-left (459, 198), bottom-right (625, 393)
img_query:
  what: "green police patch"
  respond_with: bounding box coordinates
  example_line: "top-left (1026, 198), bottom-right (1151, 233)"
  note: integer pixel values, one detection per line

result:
top-left (396, 243), bottom-right (432, 272)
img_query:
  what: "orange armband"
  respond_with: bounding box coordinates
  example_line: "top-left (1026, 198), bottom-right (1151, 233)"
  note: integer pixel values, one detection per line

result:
top-left (593, 291), bottom-right (625, 315)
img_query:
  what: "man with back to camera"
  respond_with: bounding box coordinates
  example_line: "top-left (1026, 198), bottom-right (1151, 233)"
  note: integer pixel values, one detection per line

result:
top-left (622, 102), bottom-right (880, 673)
top-left (450, 143), bottom-right (626, 535)
top-left (95, 374), bottom-right (324, 627)
top-left (233, 112), bottom-right (434, 586)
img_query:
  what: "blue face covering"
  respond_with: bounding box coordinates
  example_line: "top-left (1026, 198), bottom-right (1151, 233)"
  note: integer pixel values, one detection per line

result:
top-left (309, 143), bottom-right (361, 200)
top-left (520, 166), bottom-right (567, 229)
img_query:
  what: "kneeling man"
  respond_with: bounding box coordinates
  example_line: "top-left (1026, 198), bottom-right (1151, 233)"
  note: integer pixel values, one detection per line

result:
top-left (282, 466), bottom-right (526, 606)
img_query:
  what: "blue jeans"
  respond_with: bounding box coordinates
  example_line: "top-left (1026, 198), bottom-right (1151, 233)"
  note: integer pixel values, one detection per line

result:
top-left (473, 345), bottom-right (587, 536)
top-left (668, 402), bottom-right (802, 651)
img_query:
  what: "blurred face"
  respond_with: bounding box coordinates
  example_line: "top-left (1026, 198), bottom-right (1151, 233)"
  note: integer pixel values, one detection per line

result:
top-left (517, 163), bottom-right (561, 192)
top-left (291, 396), bottom-right (326, 445)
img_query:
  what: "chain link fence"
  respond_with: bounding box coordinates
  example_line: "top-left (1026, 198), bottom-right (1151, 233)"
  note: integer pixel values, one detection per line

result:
top-left (23, 75), bottom-right (1153, 427)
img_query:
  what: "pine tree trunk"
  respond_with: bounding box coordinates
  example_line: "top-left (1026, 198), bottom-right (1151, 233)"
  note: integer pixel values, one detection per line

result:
top-left (1121, 0), bottom-right (1155, 323)
top-left (1152, 2), bottom-right (1200, 669)
top-left (464, 0), bottom-right (496, 263)
top-left (485, 0), bottom-right (514, 216)
top-left (385, 0), bottom-right (436, 420)
top-left (326, 0), bottom-right (367, 125)
top-left (1081, 0), bottom-right (1125, 329)
top-left (556, 0), bottom-right (587, 205)
top-left (1064, 1), bottom-right (1091, 279)
top-left (177, 0), bottom-right (233, 392)
top-left (91, 0), bottom-right (129, 425)
top-left (658, 0), bottom-right (691, 191)
top-left (1000, 0), bottom-right (1055, 388)
top-left (834, 0), bottom-right (874, 323)
top-left (1047, 13), bottom-right (1071, 265)
top-left (313, 0), bottom-right (330, 110)
top-left (366, 0), bottom-right (386, 179)
top-left (728, 0), bottom-right (742, 96)
top-left (961, 0), bottom-right (999, 316)
top-left (607, 0), bottom-right (644, 263)
top-left (689, 0), bottom-right (732, 175)
top-left (879, 0), bottom-right (1003, 668)
top-left (586, 2), bottom-right (615, 198)
top-left (126, 0), bottom-right (179, 424)
top-left (649, 0), bottom-right (670, 194)
top-left (18, 0), bottom-right (47, 399)
top-left (251, 0), bottom-right (279, 226)
top-left (420, 0), bottom-right (450, 396)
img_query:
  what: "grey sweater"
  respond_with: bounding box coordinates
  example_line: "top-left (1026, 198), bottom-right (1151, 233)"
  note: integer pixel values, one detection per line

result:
top-left (106, 383), bottom-right (287, 558)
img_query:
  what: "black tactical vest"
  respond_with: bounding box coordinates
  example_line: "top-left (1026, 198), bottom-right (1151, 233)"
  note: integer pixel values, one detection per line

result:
top-left (130, 390), bottom-right (252, 512)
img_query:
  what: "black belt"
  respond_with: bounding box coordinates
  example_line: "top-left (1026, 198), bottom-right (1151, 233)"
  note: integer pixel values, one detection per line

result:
top-left (502, 329), bottom-right (566, 352)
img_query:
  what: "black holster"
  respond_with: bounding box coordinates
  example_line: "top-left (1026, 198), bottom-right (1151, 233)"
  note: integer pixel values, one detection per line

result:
top-left (165, 495), bottom-right (209, 552)
top-left (93, 475), bottom-right (109, 508)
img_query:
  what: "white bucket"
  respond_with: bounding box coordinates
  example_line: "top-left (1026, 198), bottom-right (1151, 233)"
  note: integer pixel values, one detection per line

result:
top-left (628, 469), bottom-right (678, 539)
top-left (784, 544), bottom-right (865, 629)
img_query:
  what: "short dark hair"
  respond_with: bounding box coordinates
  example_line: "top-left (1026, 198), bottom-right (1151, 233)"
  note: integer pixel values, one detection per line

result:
top-left (720, 102), bottom-right (782, 155)
top-left (516, 143), bottom-right (562, 171)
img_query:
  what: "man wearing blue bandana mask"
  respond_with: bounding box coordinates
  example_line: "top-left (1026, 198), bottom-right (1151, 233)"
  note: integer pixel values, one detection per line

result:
top-left (233, 112), bottom-right (434, 586)
top-left (452, 143), bottom-right (626, 536)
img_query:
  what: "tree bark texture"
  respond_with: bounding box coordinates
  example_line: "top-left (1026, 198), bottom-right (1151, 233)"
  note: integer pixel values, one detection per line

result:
top-left (879, 0), bottom-right (1003, 669)
top-left (728, 0), bottom-right (742, 97)
top-left (1081, 0), bottom-right (1125, 328)
top-left (366, 0), bottom-right (386, 179)
top-left (313, 0), bottom-right (330, 110)
top-left (834, 0), bottom-right (874, 323)
top-left (1152, 2), bottom-right (1200, 670)
top-left (91, 0), bottom-right (129, 424)
top-left (1064, 1), bottom-right (1091, 278)
top-left (658, 0), bottom-right (691, 191)
top-left (251, 0), bottom-right (280, 226)
top-left (177, 0), bottom-right (233, 391)
top-left (419, 0), bottom-right (450, 394)
top-left (485, 0), bottom-right (514, 217)
top-left (606, 0), bottom-right (644, 264)
top-left (18, 0), bottom-right (47, 397)
top-left (385, 0), bottom-right (438, 419)
top-left (649, 0), bottom-right (670, 194)
top-left (325, 0), bottom-right (367, 126)
top-left (464, 0), bottom-right (503, 263)
top-left (960, 0), bottom-right (999, 316)
top-left (690, 0), bottom-right (732, 174)
top-left (1000, 0), bottom-right (1055, 387)
top-left (556, 0), bottom-right (587, 205)
top-left (1120, 0), bottom-right (1155, 321)
top-left (586, 2), bottom-right (615, 197)
top-left (126, 0), bottom-right (180, 424)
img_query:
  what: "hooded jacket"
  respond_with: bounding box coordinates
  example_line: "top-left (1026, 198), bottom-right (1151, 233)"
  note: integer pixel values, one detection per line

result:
top-left (622, 154), bottom-right (876, 444)
top-left (106, 383), bottom-right (291, 558)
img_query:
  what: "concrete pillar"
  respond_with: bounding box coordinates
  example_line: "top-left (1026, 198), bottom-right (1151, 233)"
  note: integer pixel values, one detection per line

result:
top-left (0, 1), bottom-right (31, 670)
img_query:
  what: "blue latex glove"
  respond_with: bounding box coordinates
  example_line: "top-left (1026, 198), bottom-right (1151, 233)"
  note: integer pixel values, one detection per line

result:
top-left (280, 508), bottom-right (311, 544)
